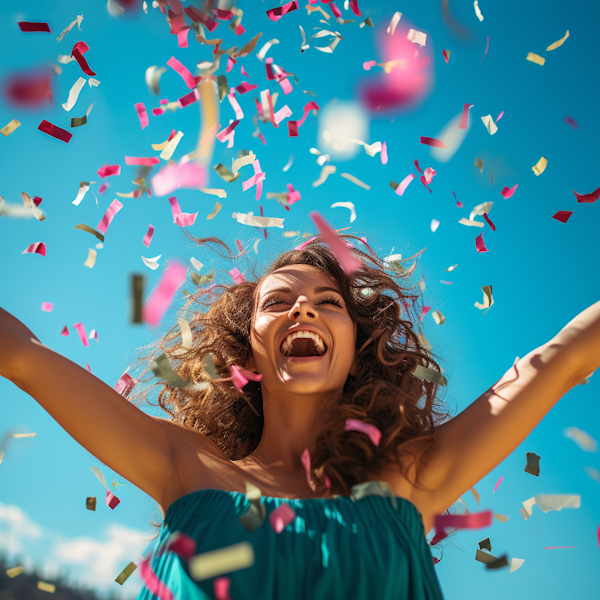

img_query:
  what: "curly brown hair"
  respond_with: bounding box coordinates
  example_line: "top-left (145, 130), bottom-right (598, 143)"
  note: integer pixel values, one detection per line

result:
top-left (130, 233), bottom-right (455, 505)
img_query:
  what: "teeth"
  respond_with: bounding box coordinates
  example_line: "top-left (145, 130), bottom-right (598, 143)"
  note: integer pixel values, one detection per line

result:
top-left (281, 330), bottom-right (326, 356)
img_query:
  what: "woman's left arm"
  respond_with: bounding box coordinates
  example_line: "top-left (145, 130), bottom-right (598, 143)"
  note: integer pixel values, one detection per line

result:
top-left (412, 300), bottom-right (600, 516)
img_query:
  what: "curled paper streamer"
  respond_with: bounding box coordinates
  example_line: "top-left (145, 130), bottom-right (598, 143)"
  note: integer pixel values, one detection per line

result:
top-left (345, 419), bottom-right (381, 446)
top-left (309, 212), bottom-right (362, 274)
top-left (312, 165), bottom-right (336, 187)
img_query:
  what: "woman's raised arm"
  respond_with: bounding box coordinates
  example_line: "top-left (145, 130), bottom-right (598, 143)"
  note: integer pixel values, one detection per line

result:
top-left (0, 307), bottom-right (188, 511)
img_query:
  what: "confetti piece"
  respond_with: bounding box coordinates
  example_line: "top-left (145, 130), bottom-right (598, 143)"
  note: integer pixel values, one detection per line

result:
top-left (1, 119), bottom-right (21, 137)
top-left (331, 202), bottom-right (357, 223)
top-left (431, 309), bottom-right (445, 323)
top-left (574, 186), bottom-right (600, 203)
top-left (475, 233), bottom-right (489, 253)
top-left (435, 511), bottom-right (492, 538)
top-left (524, 452), bottom-right (540, 476)
top-left (229, 268), bottom-right (246, 285)
top-left (345, 419), bottom-right (381, 446)
top-left (387, 11), bottom-right (402, 34)
top-left (442, 50), bottom-right (450, 63)
top-left (526, 52), bottom-right (545, 66)
top-left (493, 476), bottom-right (503, 493)
top-left (142, 255), bottom-right (161, 270)
top-left (73, 224), bottom-right (105, 243)
top-left (143, 262), bottom-right (186, 327)
top-left (84, 248), bottom-right (97, 268)
top-left (73, 323), bottom-right (89, 347)
top-left (169, 196), bottom-right (198, 227)
top-left (430, 219), bottom-right (440, 232)
top-left (189, 542), bottom-right (255, 581)
top-left (481, 115), bottom-right (498, 135)
top-left (546, 30), bottom-right (569, 51)
top-left (97, 164), bottom-right (121, 178)
top-left (115, 562), bottom-right (138, 585)
top-left (407, 29), bottom-right (427, 46)
top-left (288, 100), bottom-right (319, 136)
top-left (475, 157), bottom-right (484, 172)
top-left (300, 448), bottom-right (315, 490)
top-left (340, 173), bottom-right (370, 190)
top-left (563, 427), bottom-right (597, 452)
top-left (214, 578), bottom-right (232, 600)
top-left (552, 210), bottom-right (573, 223)
top-left (257, 38), bottom-right (280, 61)
top-left (160, 131), bottom-right (184, 160)
top-left (381, 141), bottom-right (388, 164)
top-left (207, 201), bottom-right (222, 219)
top-left (41, 302), bottom-right (53, 312)
top-left (139, 553), bottom-right (174, 600)
top-left (19, 22), bottom-right (51, 32)
top-left (71, 102), bottom-right (94, 128)
top-left (391, 173), bottom-right (415, 196)
top-left (532, 156), bottom-right (547, 175)
top-left (38, 120), bottom-right (72, 143)
top-left (125, 156), bottom-right (160, 166)
top-left (474, 285), bottom-right (494, 314)
top-left (6, 566), bottom-right (24, 578)
top-left (135, 102), bottom-right (149, 129)
top-left (312, 165), bottom-right (337, 187)
top-left (234, 212), bottom-right (284, 228)
top-left (166, 56), bottom-right (197, 89)
top-left (150, 352), bottom-right (199, 391)
top-left (501, 184), bottom-right (518, 199)
top-left (22, 242), bottom-right (47, 257)
top-left (269, 504), bottom-right (296, 533)
top-left (458, 103), bottom-right (473, 130)
top-left (37, 581), bottom-right (56, 593)
top-left (309, 212), bottom-right (362, 274)
top-left (420, 136), bottom-right (447, 148)
top-left (564, 116), bottom-right (578, 129)
top-left (266, 1), bottom-right (299, 21)
top-left (479, 35), bottom-right (489, 63)
top-left (97, 199), bottom-right (123, 235)
top-left (71, 41), bottom-right (96, 76)
top-left (62, 77), bottom-right (87, 112)
top-left (473, 0), bottom-right (484, 21)
top-left (115, 372), bottom-right (136, 397)
top-left (482, 212), bottom-right (496, 231)
top-left (152, 161), bottom-right (206, 196)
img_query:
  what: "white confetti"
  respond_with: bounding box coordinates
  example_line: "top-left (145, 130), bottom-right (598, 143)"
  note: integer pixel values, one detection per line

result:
top-left (481, 114), bottom-right (498, 135)
top-left (474, 0), bottom-right (484, 21)
top-left (387, 11), bottom-right (402, 35)
top-left (257, 38), bottom-right (279, 61)
top-left (563, 427), bottom-right (597, 452)
top-left (407, 29), bottom-right (427, 46)
top-left (141, 255), bottom-right (162, 270)
top-left (233, 212), bottom-right (284, 228)
top-left (62, 77), bottom-right (87, 112)
top-left (430, 219), bottom-right (440, 232)
top-left (331, 201), bottom-right (357, 223)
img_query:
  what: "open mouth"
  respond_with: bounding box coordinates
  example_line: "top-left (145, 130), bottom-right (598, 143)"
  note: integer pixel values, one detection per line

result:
top-left (280, 331), bottom-right (328, 357)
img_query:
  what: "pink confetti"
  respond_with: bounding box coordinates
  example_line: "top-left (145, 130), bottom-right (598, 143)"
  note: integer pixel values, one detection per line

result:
top-left (240, 65), bottom-right (251, 79)
top-left (217, 120), bottom-right (240, 146)
top-left (564, 116), bottom-right (578, 129)
top-left (288, 101), bottom-right (319, 137)
top-left (151, 161), bottom-right (207, 196)
top-left (328, 1), bottom-right (342, 17)
top-left (71, 41), bottom-right (96, 76)
top-left (496, 110), bottom-right (504, 122)
top-left (300, 448), bottom-right (315, 490)
top-left (230, 365), bottom-right (262, 390)
top-left (236, 81), bottom-right (258, 95)
top-left (115, 372), bottom-right (136, 396)
top-left (135, 102), bottom-right (149, 129)
top-left (381, 142), bottom-right (388, 165)
top-left (97, 164), bottom-right (121, 178)
top-left (178, 88), bottom-right (200, 108)
top-left (552, 210), bottom-right (573, 223)
top-left (413, 160), bottom-right (423, 174)
top-left (229, 267), bottom-right (246, 284)
top-left (21, 242), bottom-right (46, 257)
top-left (97, 199), bottom-right (123, 235)
top-left (424, 167), bottom-right (436, 185)
top-left (420, 305), bottom-right (432, 322)
top-left (242, 171), bottom-right (266, 192)
top-left (153, 107), bottom-right (165, 116)
top-left (73, 323), bottom-right (89, 347)
top-left (452, 190), bottom-right (463, 207)
top-left (226, 57), bottom-right (235, 73)
top-left (501, 184), bottom-right (518, 199)
top-left (482, 212), bottom-right (496, 231)
top-left (574, 186), bottom-right (600, 203)
top-left (442, 50), bottom-right (450, 63)
top-left (479, 35), bottom-right (489, 63)
top-left (164, 532), bottom-right (197, 561)
top-left (475, 233), bottom-right (489, 253)
top-left (98, 183), bottom-right (108, 194)
top-left (395, 173), bottom-right (415, 196)
top-left (309, 212), bottom-right (362, 274)
top-left (440, 280), bottom-right (453, 285)
top-left (177, 28), bottom-right (189, 48)
top-left (597, 525), bottom-right (600, 552)
top-left (139, 554), bottom-right (174, 600)
top-left (143, 262), bottom-right (187, 327)
top-left (105, 488), bottom-right (120, 509)
top-left (125, 156), bottom-right (160, 166)
top-left (543, 547), bottom-right (576, 550)
top-left (492, 476), bottom-right (503, 494)
top-left (89, 329), bottom-right (98, 342)
top-left (235, 239), bottom-right (244, 254)
top-left (167, 56), bottom-right (197, 89)
top-left (420, 175), bottom-right (432, 193)
top-left (363, 60), bottom-right (377, 70)
top-left (41, 302), bottom-right (53, 312)
top-left (214, 578), bottom-right (232, 600)
top-left (228, 88), bottom-right (244, 120)
top-left (143, 225), bottom-right (155, 248)
top-left (287, 183), bottom-right (301, 205)
top-left (266, 0), bottom-right (298, 21)
top-left (38, 120), bottom-right (72, 143)
top-left (345, 419), bottom-right (382, 446)
top-left (269, 504), bottom-right (296, 533)
top-left (458, 103), bottom-right (472, 129)
top-left (420, 136), bottom-right (447, 148)
top-left (168, 196), bottom-right (198, 227)
top-left (434, 510), bottom-right (492, 537)
top-left (86, 363), bottom-right (92, 373)
top-left (61, 326), bottom-right (69, 336)
top-left (349, 0), bottom-right (362, 16)
top-left (18, 22), bottom-right (51, 32)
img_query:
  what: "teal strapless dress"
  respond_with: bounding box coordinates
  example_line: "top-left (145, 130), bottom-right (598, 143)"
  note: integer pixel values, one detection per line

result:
top-left (135, 481), bottom-right (444, 600)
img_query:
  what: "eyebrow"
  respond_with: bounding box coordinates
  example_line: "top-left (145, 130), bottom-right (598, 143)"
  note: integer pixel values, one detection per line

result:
top-left (261, 285), bottom-right (341, 297)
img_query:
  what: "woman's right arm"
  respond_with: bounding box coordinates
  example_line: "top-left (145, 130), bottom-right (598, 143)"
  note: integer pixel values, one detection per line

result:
top-left (0, 307), bottom-right (188, 511)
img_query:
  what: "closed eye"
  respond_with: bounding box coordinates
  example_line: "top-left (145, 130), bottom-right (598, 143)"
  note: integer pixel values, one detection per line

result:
top-left (260, 296), bottom-right (344, 310)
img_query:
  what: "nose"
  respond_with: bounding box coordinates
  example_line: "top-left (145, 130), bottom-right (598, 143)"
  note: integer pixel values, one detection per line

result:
top-left (288, 296), bottom-right (319, 322)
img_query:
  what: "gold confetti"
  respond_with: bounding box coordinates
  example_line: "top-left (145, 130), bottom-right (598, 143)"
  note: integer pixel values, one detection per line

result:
top-left (474, 285), bottom-right (494, 314)
top-left (200, 187), bottom-right (227, 199)
top-left (1, 119), bottom-right (21, 137)
top-left (115, 562), bottom-right (137, 585)
top-left (214, 163), bottom-right (241, 183)
top-left (494, 513), bottom-right (510, 523)
top-left (431, 309), bottom-right (446, 325)
top-left (73, 224), bottom-right (105, 243)
top-left (84, 248), bottom-right (97, 269)
top-left (526, 52), bottom-right (545, 66)
top-left (160, 131), bottom-right (184, 161)
top-left (131, 274), bottom-right (144, 324)
top-left (532, 156), bottom-right (547, 175)
top-left (37, 581), bottom-right (56, 593)
top-left (474, 157), bottom-right (484, 172)
top-left (6, 566), bottom-right (24, 578)
top-left (206, 201), bottom-right (222, 220)
top-left (340, 173), bottom-right (370, 190)
top-left (189, 542), bottom-right (255, 581)
top-left (413, 365), bottom-right (447, 386)
top-left (283, 231), bottom-right (300, 237)
top-left (86, 497), bottom-right (97, 511)
top-left (546, 30), bottom-right (569, 51)
top-left (306, 4), bottom-right (330, 19)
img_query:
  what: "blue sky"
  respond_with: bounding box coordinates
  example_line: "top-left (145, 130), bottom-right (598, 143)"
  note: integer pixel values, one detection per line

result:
top-left (1, 0), bottom-right (599, 598)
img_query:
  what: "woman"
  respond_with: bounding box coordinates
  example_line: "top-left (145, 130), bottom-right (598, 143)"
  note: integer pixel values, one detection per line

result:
top-left (0, 235), bottom-right (596, 600)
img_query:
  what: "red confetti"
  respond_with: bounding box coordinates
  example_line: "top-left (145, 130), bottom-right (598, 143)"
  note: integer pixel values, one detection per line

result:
top-left (61, 326), bottom-right (69, 336)
top-left (564, 116), bottom-right (578, 129)
top-left (22, 242), bottom-right (47, 257)
top-left (475, 233), bottom-right (489, 253)
top-left (38, 120), bottom-right (72, 143)
top-left (482, 212), bottom-right (496, 231)
top-left (236, 81), bottom-right (258, 94)
top-left (349, 0), bottom-right (362, 16)
top-left (458, 103), bottom-right (472, 130)
top-left (552, 210), bottom-right (573, 223)
top-left (413, 159), bottom-right (423, 174)
top-left (71, 41), bottom-right (96, 76)
top-left (574, 186), bottom-right (600, 203)
top-left (18, 22), bottom-right (51, 32)
top-left (97, 164), bottom-right (121, 178)
top-left (442, 50), bottom-right (450, 63)
top-left (420, 136), bottom-right (447, 148)
top-left (266, 0), bottom-right (298, 21)
top-left (5, 73), bottom-right (53, 107)
top-left (501, 184), bottom-right (518, 199)
top-left (452, 190), bottom-right (463, 207)
top-left (328, 2), bottom-right (342, 17)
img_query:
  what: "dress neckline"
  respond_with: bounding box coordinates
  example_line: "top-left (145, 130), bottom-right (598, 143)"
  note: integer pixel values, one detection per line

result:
top-left (164, 481), bottom-right (423, 522)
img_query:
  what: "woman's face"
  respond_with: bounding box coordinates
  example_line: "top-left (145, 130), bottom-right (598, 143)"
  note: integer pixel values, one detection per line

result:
top-left (250, 264), bottom-right (357, 397)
